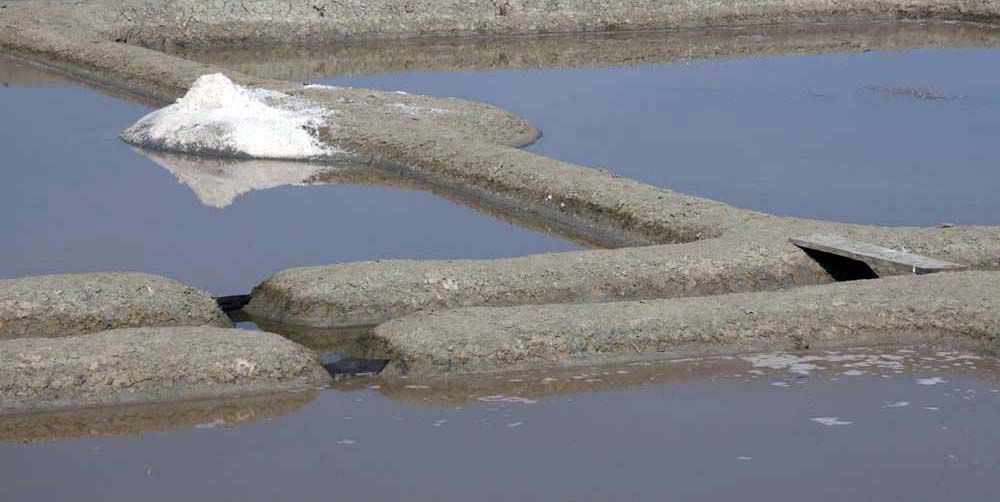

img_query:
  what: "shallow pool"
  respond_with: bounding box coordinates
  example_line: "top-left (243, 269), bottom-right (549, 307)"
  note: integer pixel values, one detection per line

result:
top-left (2, 347), bottom-right (998, 501)
top-left (329, 50), bottom-right (1000, 227)
top-left (188, 22), bottom-right (1000, 227)
top-left (0, 58), bottom-right (579, 295)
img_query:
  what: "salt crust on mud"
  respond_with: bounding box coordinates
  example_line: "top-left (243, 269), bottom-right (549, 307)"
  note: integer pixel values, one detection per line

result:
top-left (743, 352), bottom-right (911, 375)
top-left (122, 74), bottom-right (337, 159)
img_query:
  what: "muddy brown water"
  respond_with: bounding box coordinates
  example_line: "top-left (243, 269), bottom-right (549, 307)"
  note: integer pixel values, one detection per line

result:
top-left (0, 58), bottom-right (579, 296)
top-left (2, 347), bottom-right (999, 500)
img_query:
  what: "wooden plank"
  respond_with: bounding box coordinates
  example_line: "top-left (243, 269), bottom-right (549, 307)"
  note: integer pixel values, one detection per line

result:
top-left (790, 234), bottom-right (967, 275)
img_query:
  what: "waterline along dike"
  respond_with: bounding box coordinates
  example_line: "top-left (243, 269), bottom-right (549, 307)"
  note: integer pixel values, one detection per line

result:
top-left (2, 1), bottom-right (1000, 499)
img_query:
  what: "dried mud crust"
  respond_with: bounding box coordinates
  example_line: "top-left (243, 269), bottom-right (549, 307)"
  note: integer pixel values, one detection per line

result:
top-left (71, 0), bottom-right (1000, 47)
top-left (0, 327), bottom-right (331, 415)
top-left (0, 273), bottom-right (231, 339)
top-left (245, 178), bottom-right (1000, 328)
top-left (370, 272), bottom-right (1000, 376)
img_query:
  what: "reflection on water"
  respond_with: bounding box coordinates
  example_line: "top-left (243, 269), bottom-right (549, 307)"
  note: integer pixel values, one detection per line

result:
top-left (0, 389), bottom-right (320, 444)
top-left (321, 48), bottom-right (1000, 227)
top-left (236, 317), bottom-right (378, 358)
top-left (0, 57), bottom-right (77, 87)
top-left (234, 318), bottom-right (388, 376)
top-left (176, 21), bottom-right (1000, 81)
top-left (136, 150), bottom-right (337, 209)
top-left (0, 59), bottom-right (580, 295)
top-left (140, 149), bottom-right (624, 247)
top-left (2, 347), bottom-right (998, 500)
top-left (187, 21), bottom-right (1000, 227)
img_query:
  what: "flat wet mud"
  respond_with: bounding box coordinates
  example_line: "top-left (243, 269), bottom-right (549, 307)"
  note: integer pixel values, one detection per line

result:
top-left (186, 22), bottom-right (1000, 226)
top-left (0, 58), bottom-right (579, 295)
top-left (2, 347), bottom-right (998, 500)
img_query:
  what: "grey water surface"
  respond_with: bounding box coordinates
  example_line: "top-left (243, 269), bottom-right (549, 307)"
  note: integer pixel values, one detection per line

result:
top-left (1, 348), bottom-right (998, 501)
top-left (0, 59), bottom-right (578, 295)
top-left (318, 47), bottom-right (1000, 227)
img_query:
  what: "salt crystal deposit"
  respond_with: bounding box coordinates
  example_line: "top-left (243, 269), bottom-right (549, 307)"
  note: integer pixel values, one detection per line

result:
top-left (122, 74), bottom-right (339, 159)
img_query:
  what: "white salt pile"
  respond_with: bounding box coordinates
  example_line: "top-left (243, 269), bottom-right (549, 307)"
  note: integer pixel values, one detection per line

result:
top-left (122, 74), bottom-right (338, 159)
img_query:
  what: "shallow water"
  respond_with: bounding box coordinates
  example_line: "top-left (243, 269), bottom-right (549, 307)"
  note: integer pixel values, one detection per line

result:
top-left (6, 24), bottom-right (1000, 500)
top-left (188, 23), bottom-right (1000, 226)
top-left (0, 59), bottom-right (578, 295)
top-left (2, 347), bottom-right (998, 501)
top-left (322, 49), bottom-right (1000, 227)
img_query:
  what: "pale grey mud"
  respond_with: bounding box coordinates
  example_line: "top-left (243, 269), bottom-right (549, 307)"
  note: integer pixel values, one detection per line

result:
top-left (1, 347), bottom-right (998, 501)
top-left (0, 272), bottom-right (230, 338)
